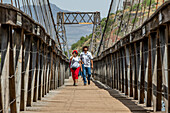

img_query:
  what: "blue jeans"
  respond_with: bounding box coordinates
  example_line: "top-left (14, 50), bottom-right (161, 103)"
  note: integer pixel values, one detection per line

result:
top-left (78, 68), bottom-right (82, 77)
top-left (82, 64), bottom-right (91, 84)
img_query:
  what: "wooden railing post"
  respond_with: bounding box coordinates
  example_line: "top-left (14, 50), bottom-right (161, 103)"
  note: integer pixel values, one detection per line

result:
top-left (13, 28), bottom-right (23, 113)
top-left (20, 34), bottom-right (31, 111)
top-left (1, 25), bottom-right (11, 112)
top-left (33, 39), bottom-right (40, 102)
top-left (27, 37), bottom-right (38, 106)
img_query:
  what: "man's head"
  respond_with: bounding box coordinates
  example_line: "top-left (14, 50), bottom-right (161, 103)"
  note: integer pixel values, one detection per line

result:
top-left (82, 46), bottom-right (88, 53)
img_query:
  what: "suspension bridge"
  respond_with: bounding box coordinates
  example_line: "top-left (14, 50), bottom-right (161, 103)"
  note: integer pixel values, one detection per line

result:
top-left (0, 0), bottom-right (169, 113)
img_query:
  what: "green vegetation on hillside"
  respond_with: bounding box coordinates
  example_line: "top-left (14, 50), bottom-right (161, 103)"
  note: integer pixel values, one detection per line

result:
top-left (70, 0), bottom-right (158, 52)
top-left (71, 34), bottom-right (92, 50)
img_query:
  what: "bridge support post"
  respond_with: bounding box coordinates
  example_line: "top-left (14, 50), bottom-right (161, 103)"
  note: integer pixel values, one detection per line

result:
top-left (125, 45), bottom-right (130, 95)
top-left (167, 24), bottom-right (170, 113)
top-left (159, 25), bottom-right (169, 112)
top-left (118, 51), bottom-right (121, 91)
top-left (27, 37), bottom-right (38, 106)
top-left (33, 39), bottom-right (40, 102)
top-left (143, 36), bottom-right (152, 107)
top-left (38, 42), bottom-right (44, 100)
top-left (43, 46), bottom-right (48, 96)
top-left (20, 34), bottom-right (31, 111)
top-left (50, 50), bottom-right (54, 90)
top-left (121, 49), bottom-right (125, 93)
top-left (0, 25), bottom-right (15, 113)
top-left (13, 28), bottom-right (23, 113)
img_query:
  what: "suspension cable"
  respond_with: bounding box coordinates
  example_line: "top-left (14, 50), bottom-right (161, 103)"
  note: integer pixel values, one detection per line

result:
top-left (97, 0), bottom-right (114, 56)
top-left (131, 0), bottom-right (141, 31)
top-left (115, 0), bottom-right (128, 43)
top-left (125, 0), bottom-right (135, 35)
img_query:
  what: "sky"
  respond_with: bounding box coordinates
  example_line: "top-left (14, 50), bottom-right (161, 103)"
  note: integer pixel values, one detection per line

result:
top-left (50, 0), bottom-right (112, 17)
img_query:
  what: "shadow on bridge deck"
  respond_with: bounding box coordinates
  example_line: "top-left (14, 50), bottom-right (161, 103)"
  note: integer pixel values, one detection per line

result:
top-left (92, 80), bottom-right (153, 113)
top-left (21, 77), bottom-right (155, 113)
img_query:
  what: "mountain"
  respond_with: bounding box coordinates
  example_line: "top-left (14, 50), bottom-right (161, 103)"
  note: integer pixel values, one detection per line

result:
top-left (50, 3), bottom-right (69, 23)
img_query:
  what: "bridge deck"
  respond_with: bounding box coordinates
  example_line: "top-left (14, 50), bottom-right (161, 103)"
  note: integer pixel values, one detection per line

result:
top-left (22, 77), bottom-right (153, 113)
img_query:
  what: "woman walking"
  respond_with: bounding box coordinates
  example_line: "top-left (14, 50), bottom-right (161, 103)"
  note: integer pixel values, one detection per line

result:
top-left (70, 50), bottom-right (82, 86)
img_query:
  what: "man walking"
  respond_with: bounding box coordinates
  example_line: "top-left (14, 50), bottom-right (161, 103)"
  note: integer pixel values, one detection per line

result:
top-left (80, 46), bottom-right (93, 85)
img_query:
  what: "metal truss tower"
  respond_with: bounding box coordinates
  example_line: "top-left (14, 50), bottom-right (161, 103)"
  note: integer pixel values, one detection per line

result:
top-left (57, 12), bottom-right (102, 56)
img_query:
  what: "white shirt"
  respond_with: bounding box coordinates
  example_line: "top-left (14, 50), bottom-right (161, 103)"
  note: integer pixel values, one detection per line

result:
top-left (70, 56), bottom-right (80, 68)
top-left (80, 51), bottom-right (93, 67)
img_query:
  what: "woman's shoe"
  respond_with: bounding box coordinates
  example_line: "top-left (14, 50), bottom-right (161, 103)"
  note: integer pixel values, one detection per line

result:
top-left (73, 82), bottom-right (75, 86)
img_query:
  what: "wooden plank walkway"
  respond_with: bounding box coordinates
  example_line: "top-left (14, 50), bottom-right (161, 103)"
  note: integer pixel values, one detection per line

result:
top-left (21, 77), bottom-right (153, 113)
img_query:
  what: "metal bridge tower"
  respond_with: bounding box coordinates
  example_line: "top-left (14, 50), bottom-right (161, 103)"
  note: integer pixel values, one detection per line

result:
top-left (57, 12), bottom-right (102, 56)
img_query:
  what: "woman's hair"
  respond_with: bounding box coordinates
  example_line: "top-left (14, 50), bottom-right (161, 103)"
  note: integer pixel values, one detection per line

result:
top-left (82, 46), bottom-right (88, 51)
top-left (72, 50), bottom-right (78, 55)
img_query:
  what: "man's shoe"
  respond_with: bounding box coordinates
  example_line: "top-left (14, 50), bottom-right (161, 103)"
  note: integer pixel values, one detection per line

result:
top-left (73, 82), bottom-right (75, 86)
top-left (84, 83), bottom-right (87, 86)
top-left (88, 80), bottom-right (90, 85)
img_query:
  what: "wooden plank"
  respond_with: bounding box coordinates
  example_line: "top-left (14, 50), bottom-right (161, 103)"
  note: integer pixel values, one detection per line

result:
top-left (38, 43), bottom-right (44, 100)
top-left (134, 43), bottom-right (138, 100)
top-left (111, 54), bottom-right (114, 89)
top-left (121, 49), bottom-right (125, 93)
top-left (129, 46), bottom-right (133, 97)
top-left (0, 25), bottom-right (4, 113)
top-left (33, 39), bottom-right (40, 102)
top-left (119, 49), bottom-right (123, 93)
top-left (55, 56), bottom-right (59, 89)
top-left (50, 51), bottom-right (54, 90)
top-left (150, 32), bottom-right (158, 112)
top-left (0, 26), bottom-right (10, 112)
top-left (136, 41), bottom-right (143, 103)
top-left (139, 41), bottom-right (144, 104)
top-left (115, 53), bottom-right (118, 89)
top-left (54, 56), bottom-right (58, 89)
top-left (167, 24), bottom-right (170, 113)
top-left (125, 46), bottom-right (130, 96)
top-left (109, 55), bottom-right (112, 88)
top-left (60, 60), bottom-right (63, 86)
top-left (13, 28), bottom-right (23, 113)
top-left (63, 62), bottom-right (65, 85)
top-left (43, 46), bottom-right (47, 96)
top-left (46, 62), bottom-right (50, 93)
top-left (58, 58), bottom-right (61, 87)
top-left (20, 34), bottom-right (31, 111)
top-left (156, 30), bottom-right (162, 111)
top-left (124, 47), bottom-right (128, 95)
top-left (143, 37), bottom-right (151, 106)
top-left (118, 51), bottom-right (121, 91)
top-left (131, 44), bottom-right (136, 98)
top-left (159, 25), bottom-right (168, 112)
top-left (53, 56), bottom-right (56, 89)
top-left (105, 57), bottom-right (108, 85)
top-left (103, 57), bottom-right (107, 84)
top-left (99, 61), bottom-right (101, 81)
top-left (27, 37), bottom-right (37, 106)
top-left (9, 26), bottom-right (17, 113)
top-left (146, 35), bottom-right (152, 107)
top-left (106, 56), bottom-right (109, 87)
top-left (102, 59), bottom-right (105, 83)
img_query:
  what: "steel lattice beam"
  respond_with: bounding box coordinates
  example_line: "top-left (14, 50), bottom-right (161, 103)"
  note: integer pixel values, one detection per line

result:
top-left (57, 12), bottom-right (102, 56)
